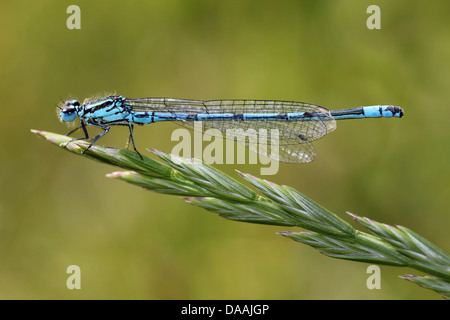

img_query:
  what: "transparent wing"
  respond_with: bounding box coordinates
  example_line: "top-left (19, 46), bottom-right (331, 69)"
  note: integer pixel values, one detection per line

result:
top-left (183, 119), bottom-right (331, 163)
top-left (127, 98), bottom-right (335, 117)
top-left (126, 98), bottom-right (337, 163)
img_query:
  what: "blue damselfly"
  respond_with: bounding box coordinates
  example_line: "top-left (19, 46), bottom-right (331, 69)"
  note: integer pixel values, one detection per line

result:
top-left (58, 95), bottom-right (403, 162)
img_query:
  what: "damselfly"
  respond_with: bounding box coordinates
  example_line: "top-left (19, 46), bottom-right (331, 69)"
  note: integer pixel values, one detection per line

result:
top-left (58, 95), bottom-right (403, 162)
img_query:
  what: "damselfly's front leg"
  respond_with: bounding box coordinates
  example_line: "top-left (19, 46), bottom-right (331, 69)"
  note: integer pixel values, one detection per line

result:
top-left (65, 121), bottom-right (88, 138)
top-left (63, 120), bottom-right (90, 147)
top-left (81, 122), bottom-right (110, 154)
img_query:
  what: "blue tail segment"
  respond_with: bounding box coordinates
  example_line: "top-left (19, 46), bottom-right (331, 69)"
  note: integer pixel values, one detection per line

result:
top-left (58, 96), bottom-right (404, 163)
top-left (330, 106), bottom-right (403, 120)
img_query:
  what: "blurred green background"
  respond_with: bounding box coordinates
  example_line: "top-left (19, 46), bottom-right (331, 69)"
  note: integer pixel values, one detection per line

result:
top-left (1, 0), bottom-right (449, 299)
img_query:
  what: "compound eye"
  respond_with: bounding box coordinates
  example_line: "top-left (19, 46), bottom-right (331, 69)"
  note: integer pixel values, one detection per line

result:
top-left (60, 100), bottom-right (79, 122)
